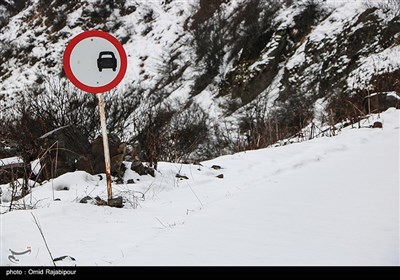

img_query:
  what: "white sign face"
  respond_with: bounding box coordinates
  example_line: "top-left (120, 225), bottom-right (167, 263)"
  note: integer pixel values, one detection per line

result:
top-left (63, 30), bottom-right (127, 94)
top-left (70, 37), bottom-right (121, 87)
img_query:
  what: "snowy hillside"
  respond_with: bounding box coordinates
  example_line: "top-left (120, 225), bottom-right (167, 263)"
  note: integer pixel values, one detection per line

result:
top-left (1, 108), bottom-right (398, 266)
top-left (0, 0), bottom-right (399, 164)
top-left (0, 0), bottom-right (194, 103)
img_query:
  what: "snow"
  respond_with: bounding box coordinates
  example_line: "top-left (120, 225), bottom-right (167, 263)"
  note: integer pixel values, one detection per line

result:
top-left (30, 159), bottom-right (41, 177)
top-left (1, 108), bottom-right (398, 266)
top-left (0, 0), bottom-right (196, 108)
top-left (387, 92), bottom-right (400, 100)
top-left (366, 91), bottom-right (400, 100)
top-left (286, 43), bottom-right (306, 70)
top-left (285, 1), bottom-right (366, 72)
top-left (0, 157), bottom-right (23, 168)
top-left (309, 1), bottom-right (365, 43)
top-left (38, 125), bottom-right (71, 139)
top-left (348, 45), bottom-right (400, 90)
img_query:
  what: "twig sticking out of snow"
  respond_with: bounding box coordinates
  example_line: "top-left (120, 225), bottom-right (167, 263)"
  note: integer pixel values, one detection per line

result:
top-left (31, 213), bottom-right (56, 266)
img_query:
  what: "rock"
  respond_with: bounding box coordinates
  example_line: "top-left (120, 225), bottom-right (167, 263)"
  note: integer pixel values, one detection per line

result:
top-left (211, 165), bottom-right (222, 170)
top-left (108, 196), bottom-right (124, 208)
top-left (127, 179), bottom-right (135, 184)
top-left (176, 174), bottom-right (189, 180)
top-left (131, 160), bottom-right (146, 175)
top-left (90, 137), bottom-right (104, 157)
top-left (36, 125), bottom-right (91, 181)
top-left (0, 157), bottom-right (30, 185)
top-left (130, 160), bottom-right (155, 177)
top-left (216, 174), bottom-right (224, 179)
top-left (92, 156), bottom-right (105, 175)
top-left (77, 135), bottom-right (127, 180)
top-left (53, 255), bottom-right (76, 266)
top-left (76, 154), bottom-right (95, 174)
top-left (79, 196), bottom-right (92, 204)
top-left (91, 134), bottom-right (121, 158)
top-left (111, 153), bottom-right (124, 172)
top-left (117, 143), bottom-right (127, 155)
top-left (53, 255), bottom-right (76, 262)
top-left (371, 121), bottom-right (383, 128)
top-left (94, 196), bottom-right (107, 206)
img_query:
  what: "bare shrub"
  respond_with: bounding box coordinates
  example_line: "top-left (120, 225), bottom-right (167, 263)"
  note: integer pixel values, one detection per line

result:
top-left (24, 77), bottom-right (98, 138)
top-left (164, 103), bottom-right (210, 162)
top-left (190, 11), bottom-right (226, 95)
top-left (130, 100), bottom-right (211, 164)
top-left (2, 75), bottom-right (142, 144)
top-left (0, 75), bottom-right (143, 183)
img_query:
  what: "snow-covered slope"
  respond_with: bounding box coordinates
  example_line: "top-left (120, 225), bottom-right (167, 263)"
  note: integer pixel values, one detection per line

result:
top-left (1, 1), bottom-right (399, 162)
top-left (0, 0), bottom-right (193, 98)
top-left (1, 108), bottom-right (398, 266)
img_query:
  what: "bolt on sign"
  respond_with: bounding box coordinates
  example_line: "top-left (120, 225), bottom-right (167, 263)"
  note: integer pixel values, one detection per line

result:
top-left (63, 30), bottom-right (127, 206)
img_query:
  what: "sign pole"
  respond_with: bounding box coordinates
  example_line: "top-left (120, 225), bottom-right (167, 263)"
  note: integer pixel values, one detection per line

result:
top-left (97, 93), bottom-right (112, 201)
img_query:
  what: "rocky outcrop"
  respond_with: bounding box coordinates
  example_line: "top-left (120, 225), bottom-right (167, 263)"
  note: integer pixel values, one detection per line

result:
top-left (76, 134), bottom-right (127, 177)
top-left (37, 125), bottom-right (91, 180)
top-left (37, 126), bottom-right (128, 180)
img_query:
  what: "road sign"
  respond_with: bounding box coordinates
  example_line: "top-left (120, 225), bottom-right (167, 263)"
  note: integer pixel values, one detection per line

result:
top-left (63, 30), bottom-right (128, 206)
top-left (63, 30), bottom-right (127, 94)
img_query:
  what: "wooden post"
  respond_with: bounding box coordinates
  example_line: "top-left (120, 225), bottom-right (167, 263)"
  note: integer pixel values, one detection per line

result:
top-left (97, 94), bottom-right (112, 201)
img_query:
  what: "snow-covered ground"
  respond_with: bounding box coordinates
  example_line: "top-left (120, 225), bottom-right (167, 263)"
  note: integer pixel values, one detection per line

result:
top-left (1, 108), bottom-right (399, 266)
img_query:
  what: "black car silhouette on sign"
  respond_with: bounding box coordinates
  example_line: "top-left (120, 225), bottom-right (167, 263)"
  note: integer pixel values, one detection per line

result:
top-left (97, 51), bottom-right (117, 72)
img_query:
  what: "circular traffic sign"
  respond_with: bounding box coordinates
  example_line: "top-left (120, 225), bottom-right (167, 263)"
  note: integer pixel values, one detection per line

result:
top-left (63, 30), bottom-right (127, 94)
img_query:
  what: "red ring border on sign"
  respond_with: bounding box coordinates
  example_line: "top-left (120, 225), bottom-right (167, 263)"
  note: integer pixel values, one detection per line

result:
top-left (63, 30), bottom-right (127, 94)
